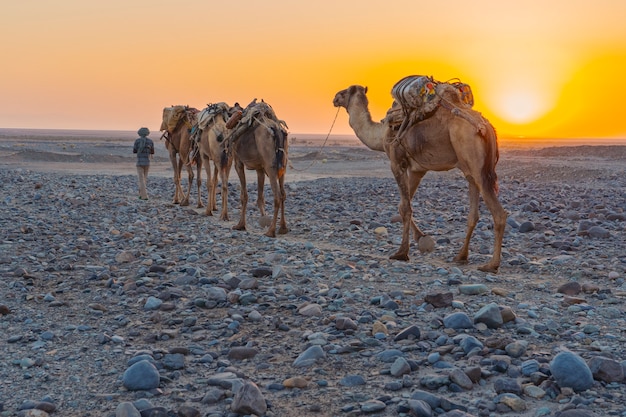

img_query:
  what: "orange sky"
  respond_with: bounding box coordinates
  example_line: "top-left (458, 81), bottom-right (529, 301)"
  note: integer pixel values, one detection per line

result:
top-left (2, 1), bottom-right (626, 139)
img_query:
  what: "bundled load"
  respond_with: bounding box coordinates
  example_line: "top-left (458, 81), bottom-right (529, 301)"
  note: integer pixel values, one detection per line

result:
top-left (386, 75), bottom-right (475, 134)
top-left (197, 102), bottom-right (230, 131)
top-left (223, 99), bottom-right (288, 147)
top-left (160, 105), bottom-right (189, 133)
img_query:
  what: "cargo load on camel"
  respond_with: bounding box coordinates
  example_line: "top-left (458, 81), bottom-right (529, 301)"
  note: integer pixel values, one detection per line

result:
top-left (189, 102), bottom-right (232, 145)
top-left (197, 102), bottom-right (230, 131)
top-left (223, 99), bottom-right (288, 149)
top-left (160, 105), bottom-right (189, 133)
top-left (385, 75), bottom-right (483, 136)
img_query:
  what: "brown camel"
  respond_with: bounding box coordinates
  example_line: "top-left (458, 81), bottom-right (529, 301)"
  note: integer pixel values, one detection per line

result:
top-left (224, 101), bottom-right (289, 237)
top-left (195, 102), bottom-right (234, 220)
top-left (333, 84), bottom-right (506, 273)
top-left (161, 106), bottom-right (203, 207)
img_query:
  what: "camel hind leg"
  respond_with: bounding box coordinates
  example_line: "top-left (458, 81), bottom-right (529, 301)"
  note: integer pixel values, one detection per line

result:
top-left (477, 184), bottom-right (506, 273)
top-left (407, 170), bottom-right (426, 241)
top-left (203, 158), bottom-right (213, 216)
top-left (169, 151), bottom-right (183, 204)
top-left (233, 160), bottom-right (248, 231)
top-left (195, 159), bottom-right (204, 209)
top-left (454, 179), bottom-right (480, 265)
top-left (264, 174), bottom-right (280, 238)
top-left (389, 161), bottom-right (412, 261)
top-left (218, 154), bottom-right (232, 221)
top-left (211, 164), bottom-right (219, 212)
top-left (277, 172), bottom-right (288, 235)
top-left (180, 165), bottom-right (194, 206)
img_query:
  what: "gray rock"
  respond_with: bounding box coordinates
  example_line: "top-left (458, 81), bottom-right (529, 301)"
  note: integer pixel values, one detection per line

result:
top-left (122, 360), bottom-right (160, 391)
top-left (360, 399), bottom-right (386, 413)
top-left (143, 296), bottom-right (163, 310)
top-left (230, 381), bottom-right (267, 416)
top-left (448, 368), bottom-right (473, 390)
top-left (473, 303), bottom-right (503, 328)
top-left (406, 399), bottom-right (432, 417)
top-left (115, 402), bottom-right (141, 417)
top-left (339, 374), bottom-right (366, 387)
top-left (587, 356), bottom-right (624, 383)
top-left (227, 347), bottom-right (259, 360)
top-left (443, 312), bottom-right (474, 330)
top-left (390, 356), bottom-right (412, 377)
top-left (458, 335), bottom-right (483, 354)
top-left (293, 345), bottom-right (326, 367)
top-left (394, 324), bottom-right (421, 341)
top-left (493, 377), bottom-right (522, 395)
top-left (458, 284), bottom-right (489, 295)
top-left (162, 353), bottom-right (185, 370)
top-left (550, 351), bottom-right (594, 392)
top-left (409, 389), bottom-right (441, 409)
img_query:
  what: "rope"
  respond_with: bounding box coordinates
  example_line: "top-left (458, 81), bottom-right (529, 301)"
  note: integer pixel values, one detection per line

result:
top-left (288, 106), bottom-right (340, 172)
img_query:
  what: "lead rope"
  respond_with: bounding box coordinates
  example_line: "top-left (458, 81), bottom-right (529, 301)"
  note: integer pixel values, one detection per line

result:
top-left (288, 106), bottom-right (340, 171)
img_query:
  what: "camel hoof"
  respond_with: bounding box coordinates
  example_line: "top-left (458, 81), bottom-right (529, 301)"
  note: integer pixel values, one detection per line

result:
top-left (264, 231), bottom-right (276, 238)
top-left (180, 201), bottom-right (189, 207)
top-left (197, 203), bottom-right (204, 209)
top-left (205, 210), bottom-right (213, 216)
top-left (453, 257), bottom-right (469, 265)
top-left (478, 264), bottom-right (499, 274)
top-left (220, 215), bottom-right (229, 221)
top-left (233, 224), bottom-right (246, 231)
top-left (278, 227), bottom-right (289, 235)
top-left (390, 253), bottom-right (409, 262)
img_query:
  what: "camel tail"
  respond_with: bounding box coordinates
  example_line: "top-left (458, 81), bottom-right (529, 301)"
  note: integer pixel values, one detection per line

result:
top-left (481, 122), bottom-right (500, 194)
top-left (273, 127), bottom-right (288, 178)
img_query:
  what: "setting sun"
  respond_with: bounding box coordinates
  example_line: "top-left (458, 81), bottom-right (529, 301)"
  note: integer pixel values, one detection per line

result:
top-left (496, 89), bottom-right (550, 124)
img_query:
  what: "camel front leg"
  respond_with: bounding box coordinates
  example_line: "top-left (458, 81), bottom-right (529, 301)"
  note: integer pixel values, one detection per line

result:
top-left (389, 162), bottom-right (412, 261)
top-left (211, 164), bottom-right (219, 213)
top-left (168, 151), bottom-right (183, 204)
top-left (218, 157), bottom-right (231, 221)
top-left (256, 170), bottom-right (266, 216)
top-left (180, 164), bottom-right (193, 206)
top-left (264, 175), bottom-right (280, 238)
top-left (203, 157), bottom-right (213, 216)
top-left (407, 170), bottom-right (426, 241)
top-left (455, 180), bottom-right (480, 265)
top-left (233, 160), bottom-right (248, 231)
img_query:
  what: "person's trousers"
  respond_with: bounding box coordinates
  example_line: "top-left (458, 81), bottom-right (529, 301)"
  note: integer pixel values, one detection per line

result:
top-left (137, 165), bottom-right (149, 199)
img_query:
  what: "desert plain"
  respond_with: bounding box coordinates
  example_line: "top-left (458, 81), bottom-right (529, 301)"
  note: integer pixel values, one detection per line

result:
top-left (0, 128), bottom-right (625, 417)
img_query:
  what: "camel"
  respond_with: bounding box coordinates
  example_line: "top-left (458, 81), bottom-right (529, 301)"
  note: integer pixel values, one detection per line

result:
top-left (195, 102), bottom-right (235, 220)
top-left (333, 84), bottom-right (507, 273)
top-left (161, 106), bottom-right (203, 207)
top-left (223, 101), bottom-right (289, 237)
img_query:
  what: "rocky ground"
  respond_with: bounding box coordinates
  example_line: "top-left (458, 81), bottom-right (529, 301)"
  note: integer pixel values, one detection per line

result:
top-left (0, 139), bottom-right (625, 417)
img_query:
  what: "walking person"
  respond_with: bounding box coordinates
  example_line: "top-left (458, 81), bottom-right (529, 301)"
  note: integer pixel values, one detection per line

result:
top-left (133, 127), bottom-right (154, 200)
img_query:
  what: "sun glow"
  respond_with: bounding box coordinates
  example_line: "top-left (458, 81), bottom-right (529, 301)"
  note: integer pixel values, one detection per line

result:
top-left (495, 89), bottom-right (551, 124)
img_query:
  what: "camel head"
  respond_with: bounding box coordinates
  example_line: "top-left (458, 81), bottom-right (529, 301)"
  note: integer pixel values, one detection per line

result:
top-left (333, 85), bottom-right (368, 109)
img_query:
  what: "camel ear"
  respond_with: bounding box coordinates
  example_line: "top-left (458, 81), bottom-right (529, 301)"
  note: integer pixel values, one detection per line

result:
top-left (364, 86), bottom-right (368, 94)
